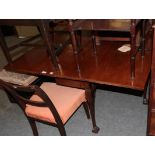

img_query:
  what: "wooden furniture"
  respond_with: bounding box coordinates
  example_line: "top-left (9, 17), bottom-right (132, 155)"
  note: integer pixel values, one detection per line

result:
top-left (147, 25), bottom-right (155, 135)
top-left (0, 19), bottom-right (59, 69)
top-left (3, 37), bottom-right (151, 108)
top-left (4, 39), bottom-right (151, 91)
top-left (1, 19), bottom-right (152, 135)
top-left (69, 19), bottom-right (146, 79)
top-left (0, 79), bottom-right (99, 135)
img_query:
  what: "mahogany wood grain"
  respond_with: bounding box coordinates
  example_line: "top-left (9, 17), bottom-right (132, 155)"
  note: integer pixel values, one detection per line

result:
top-left (147, 25), bottom-right (155, 135)
top-left (56, 78), bottom-right (89, 89)
top-left (5, 38), bottom-right (151, 91)
top-left (71, 19), bottom-right (144, 79)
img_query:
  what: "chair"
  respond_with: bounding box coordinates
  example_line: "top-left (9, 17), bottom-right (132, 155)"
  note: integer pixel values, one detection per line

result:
top-left (69, 19), bottom-right (147, 79)
top-left (0, 19), bottom-right (66, 69)
top-left (0, 79), bottom-right (99, 136)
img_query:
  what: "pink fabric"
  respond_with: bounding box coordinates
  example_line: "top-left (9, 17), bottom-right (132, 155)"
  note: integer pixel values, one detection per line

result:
top-left (25, 82), bottom-right (86, 124)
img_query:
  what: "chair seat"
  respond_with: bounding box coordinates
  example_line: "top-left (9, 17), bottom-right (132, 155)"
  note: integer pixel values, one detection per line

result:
top-left (25, 82), bottom-right (86, 124)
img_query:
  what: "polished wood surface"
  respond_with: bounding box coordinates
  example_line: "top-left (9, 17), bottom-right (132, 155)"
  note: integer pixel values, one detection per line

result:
top-left (5, 38), bottom-right (151, 91)
top-left (71, 19), bottom-right (146, 79)
top-left (1, 19), bottom-right (152, 136)
top-left (147, 25), bottom-right (155, 135)
top-left (1, 19), bottom-right (148, 80)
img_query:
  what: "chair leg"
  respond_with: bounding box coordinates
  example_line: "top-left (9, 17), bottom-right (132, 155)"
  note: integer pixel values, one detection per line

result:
top-left (39, 20), bottom-right (58, 69)
top-left (130, 20), bottom-right (136, 79)
top-left (92, 32), bottom-right (97, 53)
top-left (141, 20), bottom-right (146, 58)
top-left (91, 23), bottom-right (96, 54)
top-left (68, 20), bottom-right (78, 54)
top-left (79, 31), bottom-right (82, 48)
top-left (27, 117), bottom-right (39, 136)
top-left (83, 102), bottom-right (90, 119)
top-left (57, 126), bottom-right (67, 136)
top-left (75, 31), bottom-right (82, 50)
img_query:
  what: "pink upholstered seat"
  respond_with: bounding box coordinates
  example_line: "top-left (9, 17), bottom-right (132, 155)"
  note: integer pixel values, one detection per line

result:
top-left (25, 82), bottom-right (86, 124)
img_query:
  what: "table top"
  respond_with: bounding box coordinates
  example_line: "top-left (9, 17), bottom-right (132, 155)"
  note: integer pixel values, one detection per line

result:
top-left (5, 38), bottom-right (151, 91)
top-left (73, 19), bottom-right (141, 32)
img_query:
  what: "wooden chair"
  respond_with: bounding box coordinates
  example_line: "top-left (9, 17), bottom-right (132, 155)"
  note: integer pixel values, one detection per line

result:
top-left (69, 19), bottom-right (149, 79)
top-left (0, 79), bottom-right (99, 136)
top-left (0, 19), bottom-right (68, 69)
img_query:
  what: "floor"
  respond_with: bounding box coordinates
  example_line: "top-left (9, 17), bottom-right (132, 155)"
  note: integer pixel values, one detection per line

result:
top-left (0, 86), bottom-right (147, 136)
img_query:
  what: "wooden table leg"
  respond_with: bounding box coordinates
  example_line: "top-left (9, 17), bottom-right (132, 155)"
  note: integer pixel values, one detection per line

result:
top-left (141, 20), bottom-right (146, 58)
top-left (39, 20), bottom-right (58, 69)
top-left (85, 83), bottom-right (100, 133)
top-left (130, 20), bottom-right (136, 79)
top-left (147, 26), bottom-right (155, 135)
top-left (55, 78), bottom-right (100, 133)
top-left (143, 73), bottom-right (150, 105)
top-left (147, 80), bottom-right (155, 135)
top-left (68, 20), bottom-right (78, 54)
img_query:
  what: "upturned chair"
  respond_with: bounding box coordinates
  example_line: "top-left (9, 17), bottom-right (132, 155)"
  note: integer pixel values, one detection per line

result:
top-left (0, 79), bottom-right (99, 136)
top-left (0, 19), bottom-right (65, 69)
top-left (69, 19), bottom-right (147, 79)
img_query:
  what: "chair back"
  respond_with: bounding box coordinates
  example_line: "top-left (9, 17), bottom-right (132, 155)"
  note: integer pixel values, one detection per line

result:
top-left (0, 79), bottom-right (64, 125)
